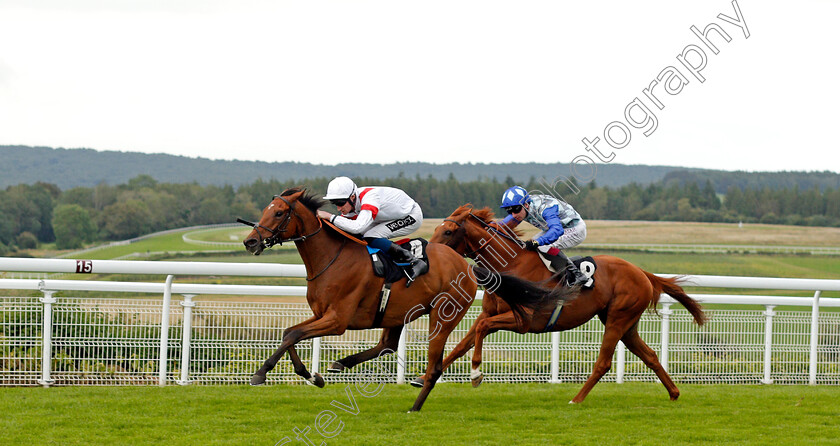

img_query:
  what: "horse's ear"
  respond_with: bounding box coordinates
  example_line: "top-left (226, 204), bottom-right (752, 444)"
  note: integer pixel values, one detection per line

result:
top-left (287, 189), bottom-right (306, 201)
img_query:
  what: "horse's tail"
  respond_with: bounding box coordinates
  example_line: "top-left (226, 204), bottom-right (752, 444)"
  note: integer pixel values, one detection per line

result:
top-left (472, 265), bottom-right (578, 325)
top-left (643, 271), bottom-right (707, 326)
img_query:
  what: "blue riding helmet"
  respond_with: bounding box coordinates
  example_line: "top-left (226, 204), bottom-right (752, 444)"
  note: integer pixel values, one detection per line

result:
top-left (500, 186), bottom-right (530, 208)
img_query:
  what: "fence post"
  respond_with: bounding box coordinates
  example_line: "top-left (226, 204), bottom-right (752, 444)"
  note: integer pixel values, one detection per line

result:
top-left (311, 337), bottom-right (321, 375)
top-left (37, 289), bottom-right (56, 388)
top-left (177, 294), bottom-right (196, 385)
top-left (616, 341), bottom-right (626, 384)
top-left (762, 305), bottom-right (775, 384)
top-left (159, 275), bottom-right (174, 386)
top-left (550, 331), bottom-right (560, 383)
top-left (809, 291), bottom-right (821, 385)
top-left (396, 329), bottom-right (407, 384)
top-left (660, 303), bottom-right (672, 373)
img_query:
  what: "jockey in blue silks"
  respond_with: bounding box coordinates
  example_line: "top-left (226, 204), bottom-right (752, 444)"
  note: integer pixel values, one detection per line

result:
top-left (498, 186), bottom-right (588, 286)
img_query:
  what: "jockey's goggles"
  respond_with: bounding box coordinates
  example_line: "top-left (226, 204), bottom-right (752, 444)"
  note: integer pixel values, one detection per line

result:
top-left (505, 205), bottom-right (524, 214)
top-left (329, 198), bottom-right (350, 207)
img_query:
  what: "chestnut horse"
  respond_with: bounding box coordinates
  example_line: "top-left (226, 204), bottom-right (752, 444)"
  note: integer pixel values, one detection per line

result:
top-left (425, 205), bottom-right (707, 403)
top-left (241, 189), bottom-right (575, 412)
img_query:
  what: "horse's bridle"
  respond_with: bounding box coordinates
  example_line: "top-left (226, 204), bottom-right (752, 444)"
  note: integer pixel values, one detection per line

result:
top-left (239, 194), bottom-right (349, 282)
top-left (238, 195), bottom-right (322, 250)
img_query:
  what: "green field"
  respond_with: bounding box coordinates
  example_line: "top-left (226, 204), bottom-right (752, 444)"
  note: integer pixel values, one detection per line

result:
top-left (70, 230), bottom-right (241, 260)
top-left (2, 383), bottom-right (838, 445)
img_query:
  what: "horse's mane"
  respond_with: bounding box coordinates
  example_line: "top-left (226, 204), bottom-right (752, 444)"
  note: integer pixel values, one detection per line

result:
top-left (461, 204), bottom-right (524, 237)
top-left (280, 187), bottom-right (325, 214)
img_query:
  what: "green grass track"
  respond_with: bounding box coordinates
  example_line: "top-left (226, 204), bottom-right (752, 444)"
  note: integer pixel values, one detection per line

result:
top-left (3, 383), bottom-right (839, 445)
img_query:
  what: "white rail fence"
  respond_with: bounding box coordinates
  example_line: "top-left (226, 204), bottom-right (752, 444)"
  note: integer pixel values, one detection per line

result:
top-left (1, 258), bottom-right (839, 387)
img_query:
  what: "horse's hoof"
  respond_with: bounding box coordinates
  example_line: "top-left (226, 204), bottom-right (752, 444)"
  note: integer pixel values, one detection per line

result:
top-left (470, 372), bottom-right (484, 388)
top-left (308, 373), bottom-right (325, 388)
top-left (568, 400), bottom-right (576, 405)
top-left (250, 374), bottom-right (266, 386)
top-left (409, 377), bottom-right (424, 388)
top-left (327, 362), bottom-right (345, 373)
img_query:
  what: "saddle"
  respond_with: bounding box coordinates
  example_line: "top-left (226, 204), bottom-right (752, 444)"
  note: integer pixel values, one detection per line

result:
top-left (364, 238), bottom-right (430, 327)
top-left (367, 238), bottom-right (430, 283)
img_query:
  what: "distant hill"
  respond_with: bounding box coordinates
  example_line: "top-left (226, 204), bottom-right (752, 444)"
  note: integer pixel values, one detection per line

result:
top-left (0, 145), bottom-right (683, 189)
top-left (662, 169), bottom-right (840, 193)
top-left (2, 145), bottom-right (838, 192)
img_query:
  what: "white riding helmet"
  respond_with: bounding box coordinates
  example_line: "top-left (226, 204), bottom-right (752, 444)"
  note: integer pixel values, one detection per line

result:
top-left (323, 176), bottom-right (357, 200)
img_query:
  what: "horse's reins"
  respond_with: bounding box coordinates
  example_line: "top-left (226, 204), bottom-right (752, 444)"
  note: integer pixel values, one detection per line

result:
top-left (452, 213), bottom-right (523, 258)
top-left (238, 195), bottom-right (345, 281)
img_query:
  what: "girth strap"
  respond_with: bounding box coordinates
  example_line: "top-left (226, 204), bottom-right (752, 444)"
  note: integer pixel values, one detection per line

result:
top-left (373, 282), bottom-right (393, 327)
top-left (542, 301), bottom-right (564, 332)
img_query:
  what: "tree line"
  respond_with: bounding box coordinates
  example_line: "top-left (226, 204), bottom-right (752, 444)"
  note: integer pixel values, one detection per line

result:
top-left (1, 174), bottom-right (839, 254)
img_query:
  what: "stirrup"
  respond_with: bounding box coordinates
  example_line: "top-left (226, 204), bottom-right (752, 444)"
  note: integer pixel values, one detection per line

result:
top-left (566, 265), bottom-right (587, 287)
top-left (403, 259), bottom-right (427, 288)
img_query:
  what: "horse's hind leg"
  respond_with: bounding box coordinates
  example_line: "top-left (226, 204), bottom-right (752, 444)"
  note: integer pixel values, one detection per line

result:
top-left (570, 313), bottom-right (639, 404)
top-left (622, 324), bottom-right (680, 400)
top-left (329, 326), bottom-right (404, 372)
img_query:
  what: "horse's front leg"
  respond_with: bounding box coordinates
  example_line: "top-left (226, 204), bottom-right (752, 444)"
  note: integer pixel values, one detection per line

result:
top-left (410, 312), bottom-right (487, 388)
top-left (251, 313), bottom-right (344, 386)
top-left (470, 311), bottom-right (522, 388)
top-left (287, 346), bottom-right (325, 387)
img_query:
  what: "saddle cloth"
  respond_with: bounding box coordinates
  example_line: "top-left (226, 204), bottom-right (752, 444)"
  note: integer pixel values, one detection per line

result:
top-left (537, 252), bottom-right (597, 289)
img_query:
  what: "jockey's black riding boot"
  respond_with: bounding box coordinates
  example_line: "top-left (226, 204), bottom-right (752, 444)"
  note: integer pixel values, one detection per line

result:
top-left (387, 243), bottom-right (428, 287)
top-left (550, 250), bottom-right (587, 287)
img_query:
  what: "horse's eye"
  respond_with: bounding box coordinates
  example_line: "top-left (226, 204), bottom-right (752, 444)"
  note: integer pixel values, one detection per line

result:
top-left (444, 230), bottom-right (453, 236)
top-left (275, 211), bottom-right (283, 218)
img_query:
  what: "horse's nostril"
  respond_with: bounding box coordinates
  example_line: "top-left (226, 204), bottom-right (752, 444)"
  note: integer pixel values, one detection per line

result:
top-left (244, 238), bottom-right (258, 248)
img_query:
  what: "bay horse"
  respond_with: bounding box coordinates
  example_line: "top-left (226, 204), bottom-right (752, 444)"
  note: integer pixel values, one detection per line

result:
top-left (425, 204), bottom-right (707, 404)
top-left (241, 189), bottom-right (575, 412)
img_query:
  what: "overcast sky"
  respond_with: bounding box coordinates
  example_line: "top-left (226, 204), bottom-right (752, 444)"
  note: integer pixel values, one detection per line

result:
top-left (0, 0), bottom-right (838, 172)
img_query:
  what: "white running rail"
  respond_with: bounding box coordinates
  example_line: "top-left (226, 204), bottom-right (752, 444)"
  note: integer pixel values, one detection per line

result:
top-left (1, 257), bottom-right (838, 388)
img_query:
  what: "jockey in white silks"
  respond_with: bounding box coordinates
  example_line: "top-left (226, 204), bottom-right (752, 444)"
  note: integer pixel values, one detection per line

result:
top-left (317, 176), bottom-right (427, 283)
